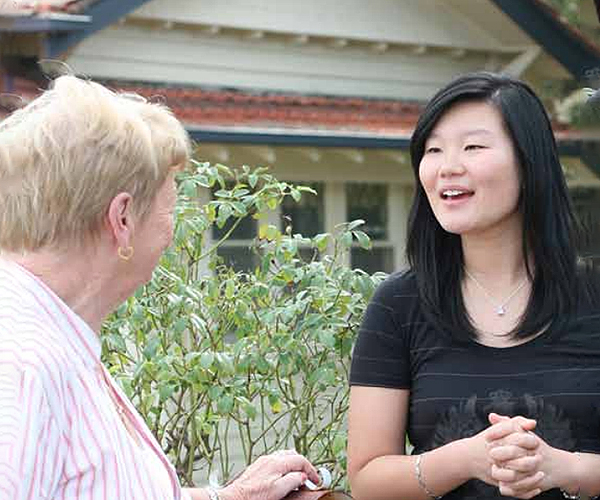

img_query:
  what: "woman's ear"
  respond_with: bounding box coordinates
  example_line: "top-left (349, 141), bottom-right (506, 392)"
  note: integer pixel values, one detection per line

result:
top-left (105, 192), bottom-right (135, 249)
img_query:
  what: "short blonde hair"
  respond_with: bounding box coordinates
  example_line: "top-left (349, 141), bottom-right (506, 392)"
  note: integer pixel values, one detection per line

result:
top-left (0, 75), bottom-right (191, 252)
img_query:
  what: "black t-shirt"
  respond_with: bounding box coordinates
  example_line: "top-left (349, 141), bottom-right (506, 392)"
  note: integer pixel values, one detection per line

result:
top-left (349, 270), bottom-right (600, 500)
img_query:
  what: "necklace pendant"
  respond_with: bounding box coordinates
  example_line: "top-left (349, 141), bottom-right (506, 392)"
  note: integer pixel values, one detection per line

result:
top-left (496, 306), bottom-right (506, 316)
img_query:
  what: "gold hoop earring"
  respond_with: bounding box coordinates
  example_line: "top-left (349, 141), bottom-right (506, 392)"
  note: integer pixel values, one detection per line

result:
top-left (118, 246), bottom-right (134, 261)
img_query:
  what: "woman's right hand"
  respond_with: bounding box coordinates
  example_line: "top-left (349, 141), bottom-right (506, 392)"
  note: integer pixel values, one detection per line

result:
top-left (464, 414), bottom-right (538, 487)
top-left (219, 450), bottom-right (320, 500)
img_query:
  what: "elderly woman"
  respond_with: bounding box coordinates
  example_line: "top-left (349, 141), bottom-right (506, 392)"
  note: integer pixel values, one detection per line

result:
top-left (0, 75), bottom-right (319, 500)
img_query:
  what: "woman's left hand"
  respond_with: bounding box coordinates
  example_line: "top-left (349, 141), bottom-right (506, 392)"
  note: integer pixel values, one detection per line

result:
top-left (219, 450), bottom-right (321, 500)
top-left (487, 414), bottom-right (580, 499)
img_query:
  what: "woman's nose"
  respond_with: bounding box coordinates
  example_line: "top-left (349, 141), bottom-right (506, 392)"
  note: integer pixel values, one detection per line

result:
top-left (438, 151), bottom-right (466, 177)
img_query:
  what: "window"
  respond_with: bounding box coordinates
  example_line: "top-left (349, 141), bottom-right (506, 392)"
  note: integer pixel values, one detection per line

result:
top-left (280, 182), bottom-right (325, 238)
top-left (215, 245), bottom-right (257, 272)
top-left (346, 183), bottom-right (394, 274)
top-left (281, 182), bottom-right (325, 261)
top-left (571, 186), bottom-right (600, 260)
top-left (212, 187), bottom-right (258, 272)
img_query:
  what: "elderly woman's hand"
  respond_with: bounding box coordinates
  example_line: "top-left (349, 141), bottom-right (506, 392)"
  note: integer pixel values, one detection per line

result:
top-left (219, 450), bottom-right (320, 500)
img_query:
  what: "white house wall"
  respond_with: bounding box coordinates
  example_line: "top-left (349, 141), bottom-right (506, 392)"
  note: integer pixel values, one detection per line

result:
top-left (67, 24), bottom-right (497, 99)
top-left (132, 0), bottom-right (518, 51)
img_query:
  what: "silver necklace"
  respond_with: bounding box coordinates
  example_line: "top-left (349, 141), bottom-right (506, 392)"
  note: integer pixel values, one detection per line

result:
top-left (464, 269), bottom-right (528, 317)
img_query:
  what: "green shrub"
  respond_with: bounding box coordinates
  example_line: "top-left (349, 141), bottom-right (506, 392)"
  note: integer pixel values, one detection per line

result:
top-left (101, 160), bottom-right (386, 487)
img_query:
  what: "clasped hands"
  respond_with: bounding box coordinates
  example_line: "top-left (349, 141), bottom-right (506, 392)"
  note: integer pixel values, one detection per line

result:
top-left (470, 412), bottom-right (579, 499)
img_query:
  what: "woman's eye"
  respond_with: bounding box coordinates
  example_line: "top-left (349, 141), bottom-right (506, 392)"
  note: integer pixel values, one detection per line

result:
top-left (465, 144), bottom-right (484, 150)
top-left (425, 147), bottom-right (441, 154)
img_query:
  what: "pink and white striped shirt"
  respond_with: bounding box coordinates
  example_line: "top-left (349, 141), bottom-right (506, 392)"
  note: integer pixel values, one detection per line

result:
top-left (0, 259), bottom-right (185, 500)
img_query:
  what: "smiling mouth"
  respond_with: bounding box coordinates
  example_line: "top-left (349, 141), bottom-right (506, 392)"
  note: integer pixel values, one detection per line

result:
top-left (441, 189), bottom-right (474, 200)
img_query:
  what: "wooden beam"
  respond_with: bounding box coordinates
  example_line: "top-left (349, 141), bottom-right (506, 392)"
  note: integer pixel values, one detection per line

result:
top-left (45, 0), bottom-right (154, 58)
top-left (488, 0), bottom-right (600, 81)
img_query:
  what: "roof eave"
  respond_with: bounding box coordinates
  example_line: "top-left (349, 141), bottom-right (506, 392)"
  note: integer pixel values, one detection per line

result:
top-left (488, 0), bottom-right (600, 81)
top-left (0, 13), bottom-right (90, 33)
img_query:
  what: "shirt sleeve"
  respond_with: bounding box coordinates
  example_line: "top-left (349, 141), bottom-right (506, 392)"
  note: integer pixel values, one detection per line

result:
top-left (0, 363), bottom-right (63, 500)
top-left (349, 272), bottom-right (412, 389)
top-left (180, 488), bottom-right (194, 500)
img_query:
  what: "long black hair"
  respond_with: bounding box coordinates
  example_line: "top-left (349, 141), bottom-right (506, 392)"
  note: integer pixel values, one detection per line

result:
top-left (407, 72), bottom-right (580, 341)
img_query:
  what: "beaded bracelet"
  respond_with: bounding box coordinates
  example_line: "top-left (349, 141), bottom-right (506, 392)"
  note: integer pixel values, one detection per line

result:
top-left (415, 454), bottom-right (442, 500)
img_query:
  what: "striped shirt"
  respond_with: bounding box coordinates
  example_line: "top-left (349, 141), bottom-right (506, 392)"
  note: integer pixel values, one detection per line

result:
top-left (0, 259), bottom-right (184, 500)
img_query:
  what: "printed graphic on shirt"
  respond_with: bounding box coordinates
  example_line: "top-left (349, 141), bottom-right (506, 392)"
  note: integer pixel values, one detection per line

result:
top-left (428, 390), bottom-right (576, 500)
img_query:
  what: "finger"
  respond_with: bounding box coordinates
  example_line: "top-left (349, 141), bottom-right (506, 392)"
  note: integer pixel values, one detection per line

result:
top-left (488, 413), bottom-right (536, 430)
top-left (488, 434), bottom-right (539, 456)
top-left (486, 420), bottom-right (525, 442)
top-left (495, 454), bottom-right (542, 473)
top-left (501, 431), bottom-right (539, 450)
top-left (272, 449), bottom-right (298, 456)
top-left (489, 445), bottom-right (533, 463)
top-left (271, 472), bottom-right (308, 500)
top-left (276, 455), bottom-right (320, 484)
top-left (498, 471), bottom-right (545, 496)
top-left (489, 413), bottom-right (510, 425)
top-left (499, 485), bottom-right (543, 500)
top-left (486, 418), bottom-right (537, 442)
top-left (491, 464), bottom-right (531, 483)
top-left (511, 416), bottom-right (537, 432)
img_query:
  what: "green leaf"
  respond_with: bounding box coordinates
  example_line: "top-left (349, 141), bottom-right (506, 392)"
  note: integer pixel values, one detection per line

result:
top-left (231, 202), bottom-right (247, 216)
top-left (238, 397), bottom-right (258, 420)
top-left (297, 186), bottom-right (317, 195)
top-left (340, 231), bottom-right (353, 248)
top-left (142, 336), bottom-right (161, 360)
top-left (200, 352), bottom-right (214, 369)
top-left (225, 279), bottom-right (235, 299)
top-left (248, 173), bottom-right (258, 188)
top-left (217, 393), bottom-right (234, 414)
top-left (159, 384), bottom-right (176, 403)
top-left (173, 318), bottom-right (187, 334)
top-left (347, 219), bottom-right (365, 231)
top-left (313, 233), bottom-right (330, 253)
top-left (318, 330), bottom-right (336, 348)
top-left (332, 433), bottom-right (346, 455)
top-left (181, 179), bottom-right (198, 199)
top-left (353, 230), bottom-right (372, 250)
top-left (269, 394), bottom-right (283, 414)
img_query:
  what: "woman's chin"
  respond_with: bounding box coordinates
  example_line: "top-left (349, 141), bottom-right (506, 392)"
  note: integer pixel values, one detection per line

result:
top-left (438, 222), bottom-right (472, 236)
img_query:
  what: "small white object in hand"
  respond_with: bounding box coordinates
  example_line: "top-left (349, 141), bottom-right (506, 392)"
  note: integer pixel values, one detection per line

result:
top-left (208, 470), bottom-right (223, 489)
top-left (304, 467), bottom-right (332, 491)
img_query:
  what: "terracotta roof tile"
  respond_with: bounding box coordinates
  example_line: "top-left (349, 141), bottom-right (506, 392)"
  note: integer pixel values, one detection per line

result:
top-left (98, 80), bottom-right (424, 135)
top-left (1, 78), bottom-right (588, 140)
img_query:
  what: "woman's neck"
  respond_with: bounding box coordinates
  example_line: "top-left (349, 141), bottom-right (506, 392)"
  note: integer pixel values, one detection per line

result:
top-left (6, 245), bottom-right (121, 333)
top-left (461, 223), bottom-right (529, 285)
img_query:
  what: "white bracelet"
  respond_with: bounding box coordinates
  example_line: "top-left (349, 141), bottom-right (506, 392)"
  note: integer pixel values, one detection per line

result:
top-left (415, 454), bottom-right (442, 500)
top-left (560, 451), bottom-right (599, 500)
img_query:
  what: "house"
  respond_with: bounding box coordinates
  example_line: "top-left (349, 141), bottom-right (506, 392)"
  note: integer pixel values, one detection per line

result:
top-left (2, 0), bottom-right (600, 272)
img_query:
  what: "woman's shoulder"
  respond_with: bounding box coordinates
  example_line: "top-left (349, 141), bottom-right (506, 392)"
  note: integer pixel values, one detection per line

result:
top-left (374, 269), bottom-right (419, 300)
top-left (575, 260), bottom-right (600, 312)
top-left (366, 269), bottom-right (422, 325)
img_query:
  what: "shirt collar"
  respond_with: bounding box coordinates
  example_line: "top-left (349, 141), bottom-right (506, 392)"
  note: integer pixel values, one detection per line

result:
top-left (0, 258), bottom-right (102, 367)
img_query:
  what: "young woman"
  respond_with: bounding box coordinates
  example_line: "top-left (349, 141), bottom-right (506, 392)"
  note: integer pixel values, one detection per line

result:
top-left (348, 72), bottom-right (600, 500)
